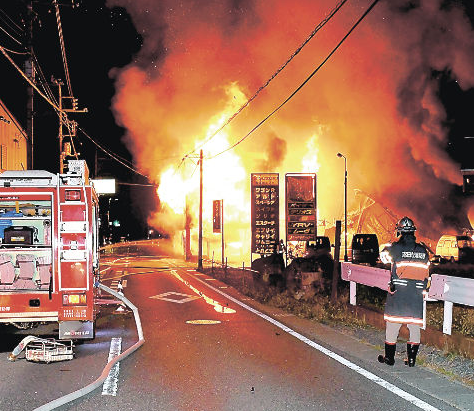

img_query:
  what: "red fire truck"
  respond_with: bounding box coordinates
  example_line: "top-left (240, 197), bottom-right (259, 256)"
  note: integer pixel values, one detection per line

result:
top-left (0, 160), bottom-right (100, 340)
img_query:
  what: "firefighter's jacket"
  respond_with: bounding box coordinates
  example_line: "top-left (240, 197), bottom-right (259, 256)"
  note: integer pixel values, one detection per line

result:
top-left (383, 234), bottom-right (430, 325)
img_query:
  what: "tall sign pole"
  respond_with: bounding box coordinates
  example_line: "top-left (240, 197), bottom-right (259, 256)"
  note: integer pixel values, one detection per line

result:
top-left (251, 173), bottom-right (279, 256)
top-left (221, 199), bottom-right (224, 266)
top-left (198, 150), bottom-right (203, 270)
top-left (285, 173), bottom-right (317, 243)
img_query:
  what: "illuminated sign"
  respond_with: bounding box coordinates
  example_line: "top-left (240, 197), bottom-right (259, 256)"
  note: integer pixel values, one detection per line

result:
top-left (91, 179), bottom-right (116, 195)
top-left (213, 200), bottom-right (222, 233)
top-left (251, 173), bottom-right (279, 255)
top-left (285, 173), bottom-right (317, 241)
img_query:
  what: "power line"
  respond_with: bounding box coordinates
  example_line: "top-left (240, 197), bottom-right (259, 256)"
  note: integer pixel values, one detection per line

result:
top-left (208, 0), bottom-right (381, 160)
top-left (183, 0), bottom-right (349, 160)
top-left (77, 126), bottom-right (149, 178)
top-left (31, 50), bottom-right (59, 106)
top-left (117, 182), bottom-right (157, 187)
top-left (0, 38), bottom-right (149, 180)
top-left (0, 22), bottom-right (23, 45)
top-left (0, 7), bottom-right (25, 34)
top-left (0, 43), bottom-right (61, 111)
top-left (53, 0), bottom-right (73, 96)
top-left (0, 43), bottom-right (26, 54)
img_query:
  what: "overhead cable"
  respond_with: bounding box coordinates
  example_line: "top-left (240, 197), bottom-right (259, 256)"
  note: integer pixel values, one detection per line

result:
top-left (0, 23), bottom-right (23, 45)
top-left (0, 43), bottom-right (26, 54)
top-left (0, 7), bottom-right (25, 34)
top-left (0, 41), bottom-right (148, 180)
top-left (53, 0), bottom-right (73, 96)
top-left (208, 0), bottom-right (381, 160)
top-left (32, 50), bottom-right (59, 106)
top-left (183, 0), bottom-right (349, 160)
top-left (0, 43), bottom-right (61, 111)
top-left (77, 126), bottom-right (149, 178)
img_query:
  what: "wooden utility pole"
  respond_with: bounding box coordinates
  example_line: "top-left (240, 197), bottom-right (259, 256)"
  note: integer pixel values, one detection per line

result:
top-left (53, 79), bottom-right (87, 173)
top-left (198, 150), bottom-right (203, 270)
top-left (221, 199), bottom-right (224, 266)
top-left (185, 196), bottom-right (191, 261)
top-left (331, 220), bottom-right (342, 302)
top-left (57, 79), bottom-right (64, 173)
top-left (25, 0), bottom-right (34, 169)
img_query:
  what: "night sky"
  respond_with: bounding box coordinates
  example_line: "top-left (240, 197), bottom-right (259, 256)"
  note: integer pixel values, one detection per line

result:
top-left (1, 0), bottom-right (474, 244)
top-left (0, 0), bottom-right (153, 239)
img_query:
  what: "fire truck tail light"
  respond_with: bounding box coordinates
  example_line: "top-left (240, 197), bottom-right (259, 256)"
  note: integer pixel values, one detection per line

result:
top-left (63, 294), bottom-right (87, 305)
top-left (65, 190), bottom-right (81, 201)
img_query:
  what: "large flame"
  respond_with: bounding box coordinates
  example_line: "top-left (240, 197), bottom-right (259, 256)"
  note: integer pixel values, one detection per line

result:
top-left (108, 0), bottom-right (474, 259)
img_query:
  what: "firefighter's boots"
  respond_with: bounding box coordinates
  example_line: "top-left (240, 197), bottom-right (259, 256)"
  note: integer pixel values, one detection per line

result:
top-left (404, 343), bottom-right (419, 367)
top-left (378, 342), bottom-right (396, 366)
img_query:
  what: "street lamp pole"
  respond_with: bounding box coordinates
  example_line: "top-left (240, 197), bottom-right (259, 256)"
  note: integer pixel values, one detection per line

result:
top-left (337, 153), bottom-right (348, 262)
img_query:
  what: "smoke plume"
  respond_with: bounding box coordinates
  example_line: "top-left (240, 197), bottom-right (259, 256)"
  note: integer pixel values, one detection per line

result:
top-left (106, 0), bottom-right (474, 251)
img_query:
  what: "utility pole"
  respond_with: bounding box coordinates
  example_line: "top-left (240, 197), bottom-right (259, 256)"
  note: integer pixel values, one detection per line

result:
top-left (25, 0), bottom-right (34, 169)
top-left (198, 150), bottom-right (203, 270)
top-left (221, 199), bottom-right (224, 267)
top-left (56, 79), bottom-right (64, 173)
top-left (53, 79), bottom-right (87, 173)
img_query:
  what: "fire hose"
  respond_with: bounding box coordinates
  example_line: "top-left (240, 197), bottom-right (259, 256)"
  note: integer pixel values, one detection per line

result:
top-left (33, 283), bottom-right (145, 411)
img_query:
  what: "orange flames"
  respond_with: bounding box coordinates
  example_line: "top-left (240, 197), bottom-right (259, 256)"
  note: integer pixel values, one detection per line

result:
top-left (109, 0), bottom-right (474, 258)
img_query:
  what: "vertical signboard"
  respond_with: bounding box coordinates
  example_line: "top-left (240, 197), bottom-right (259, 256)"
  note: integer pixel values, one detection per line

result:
top-left (213, 200), bottom-right (221, 233)
top-left (286, 173), bottom-right (317, 242)
top-left (251, 173), bottom-right (279, 255)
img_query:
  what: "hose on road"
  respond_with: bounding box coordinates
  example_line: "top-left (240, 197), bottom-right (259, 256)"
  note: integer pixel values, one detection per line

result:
top-left (33, 283), bottom-right (145, 411)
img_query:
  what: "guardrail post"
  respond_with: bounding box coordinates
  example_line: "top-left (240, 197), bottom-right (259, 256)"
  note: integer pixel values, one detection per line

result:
top-left (443, 301), bottom-right (453, 335)
top-left (350, 281), bottom-right (356, 305)
top-left (423, 299), bottom-right (426, 330)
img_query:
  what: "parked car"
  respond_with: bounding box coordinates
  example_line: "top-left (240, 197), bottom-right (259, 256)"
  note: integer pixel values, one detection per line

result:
top-left (305, 236), bottom-right (331, 256)
top-left (351, 234), bottom-right (379, 266)
top-left (435, 235), bottom-right (474, 264)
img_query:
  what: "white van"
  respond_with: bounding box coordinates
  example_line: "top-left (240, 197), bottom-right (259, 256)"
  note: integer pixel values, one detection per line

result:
top-left (435, 235), bottom-right (474, 263)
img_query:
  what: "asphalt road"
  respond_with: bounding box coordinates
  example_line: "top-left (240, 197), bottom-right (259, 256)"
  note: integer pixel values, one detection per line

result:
top-left (1, 242), bottom-right (473, 411)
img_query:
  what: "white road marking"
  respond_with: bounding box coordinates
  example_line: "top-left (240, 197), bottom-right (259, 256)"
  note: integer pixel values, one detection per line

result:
top-left (186, 270), bottom-right (442, 411)
top-left (102, 337), bottom-right (122, 396)
top-left (186, 319), bottom-right (221, 325)
top-left (150, 291), bottom-right (201, 304)
top-left (170, 271), bottom-right (236, 314)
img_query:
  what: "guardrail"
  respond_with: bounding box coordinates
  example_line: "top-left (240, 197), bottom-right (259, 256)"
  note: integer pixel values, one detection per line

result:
top-left (341, 262), bottom-right (474, 335)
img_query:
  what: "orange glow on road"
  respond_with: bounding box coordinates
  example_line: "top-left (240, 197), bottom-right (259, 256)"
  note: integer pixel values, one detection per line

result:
top-left (170, 270), bottom-right (236, 314)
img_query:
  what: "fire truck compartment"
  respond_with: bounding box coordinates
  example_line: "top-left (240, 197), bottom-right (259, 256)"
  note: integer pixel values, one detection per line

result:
top-left (0, 250), bottom-right (52, 290)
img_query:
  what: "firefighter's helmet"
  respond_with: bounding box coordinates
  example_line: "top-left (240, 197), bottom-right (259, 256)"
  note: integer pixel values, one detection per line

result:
top-left (396, 216), bottom-right (416, 236)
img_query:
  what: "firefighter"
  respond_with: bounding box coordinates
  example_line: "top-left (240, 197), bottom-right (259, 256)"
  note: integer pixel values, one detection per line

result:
top-left (378, 216), bottom-right (430, 367)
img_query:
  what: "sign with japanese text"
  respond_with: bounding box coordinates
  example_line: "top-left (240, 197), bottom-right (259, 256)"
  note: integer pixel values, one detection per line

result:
top-left (251, 173), bottom-right (279, 255)
top-left (213, 200), bottom-right (222, 233)
top-left (286, 173), bottom-right (317, 241)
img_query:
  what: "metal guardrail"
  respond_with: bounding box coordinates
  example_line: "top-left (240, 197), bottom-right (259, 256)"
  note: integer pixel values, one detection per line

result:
top-left (341, 262), bottom-right (474, 335)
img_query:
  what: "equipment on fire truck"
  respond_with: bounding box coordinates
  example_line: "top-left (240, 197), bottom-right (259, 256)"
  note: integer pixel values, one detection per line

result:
top-left (0, 160), bottom-right (100, 341)
top-left (8, 335), bottom-right (74, 363)
top-left (3, 226), bottom-right (36, 246)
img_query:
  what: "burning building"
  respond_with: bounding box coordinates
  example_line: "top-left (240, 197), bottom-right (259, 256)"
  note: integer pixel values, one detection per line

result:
top-left (106, 0), bottom-right (474, 262)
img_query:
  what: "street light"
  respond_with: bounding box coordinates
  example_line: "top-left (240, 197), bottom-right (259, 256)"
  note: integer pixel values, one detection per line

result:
top-left (337, 153), bottom-right (348, 262)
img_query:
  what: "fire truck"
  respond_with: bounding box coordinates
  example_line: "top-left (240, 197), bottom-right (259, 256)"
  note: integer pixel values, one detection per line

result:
top-left (0, 160), bottom-right (100, 340)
